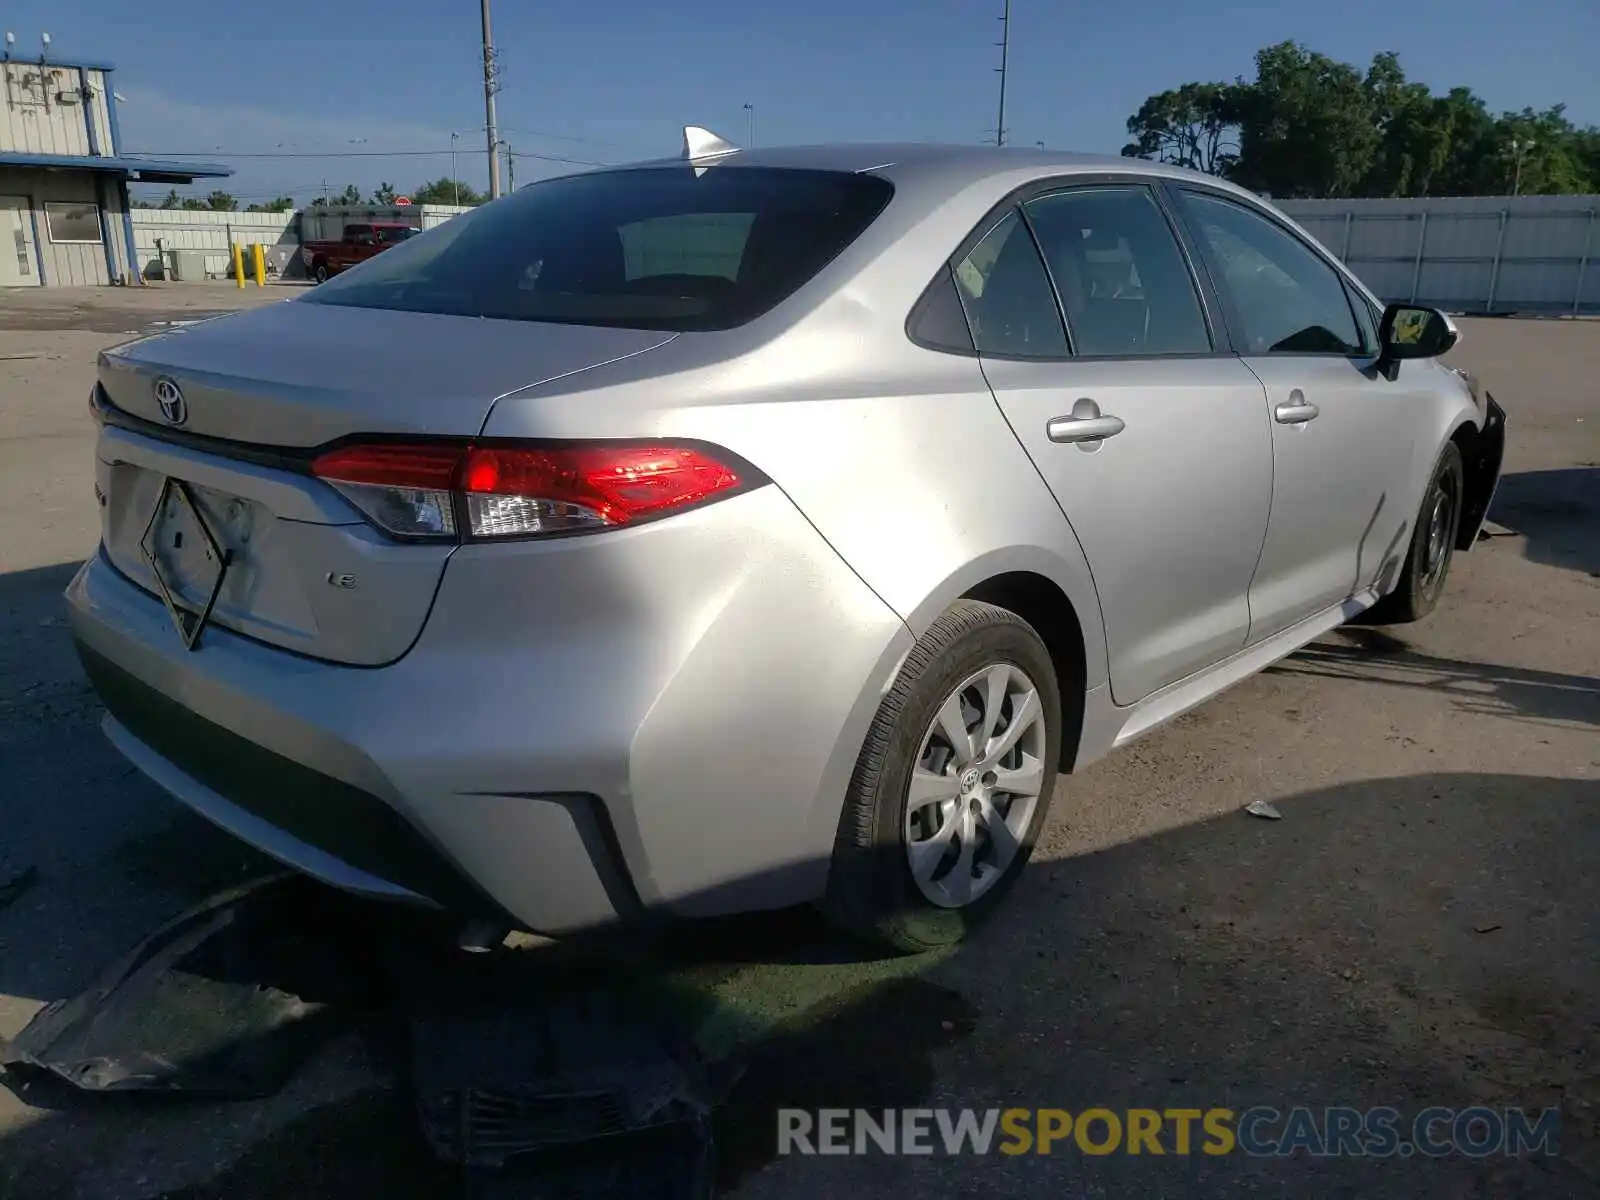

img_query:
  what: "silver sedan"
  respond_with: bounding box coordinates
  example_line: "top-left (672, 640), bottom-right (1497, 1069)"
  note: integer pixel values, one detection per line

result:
top-left (67, 130), bottom-right (1505, 952)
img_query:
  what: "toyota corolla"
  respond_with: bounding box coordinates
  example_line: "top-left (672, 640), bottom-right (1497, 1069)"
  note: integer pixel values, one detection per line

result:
top-left (67, 130), bottom-right (1505, 952)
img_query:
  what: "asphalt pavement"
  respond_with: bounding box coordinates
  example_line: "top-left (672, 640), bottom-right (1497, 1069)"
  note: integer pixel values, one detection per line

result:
top-left (0, 284), bottom-right (1595, 1199)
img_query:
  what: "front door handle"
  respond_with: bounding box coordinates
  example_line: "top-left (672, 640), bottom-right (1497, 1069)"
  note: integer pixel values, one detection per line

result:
top-left (1048, 398), bottom-right (1126, 444)
top-left (1274, 390), bottom-right (1320, 425)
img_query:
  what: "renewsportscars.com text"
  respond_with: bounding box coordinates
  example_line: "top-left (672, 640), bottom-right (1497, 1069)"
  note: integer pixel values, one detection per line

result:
top-left (777, 1106), bottom-right (1560, 1158)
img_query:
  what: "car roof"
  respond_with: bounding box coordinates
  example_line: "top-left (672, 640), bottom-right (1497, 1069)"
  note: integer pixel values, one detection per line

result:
top-left (609, 141), bottom-right (1240, 193)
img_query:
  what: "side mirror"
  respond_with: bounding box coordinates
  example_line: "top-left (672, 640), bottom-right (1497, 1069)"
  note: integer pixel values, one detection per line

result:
top-left (1376, 303), bottom-right (1459, 380)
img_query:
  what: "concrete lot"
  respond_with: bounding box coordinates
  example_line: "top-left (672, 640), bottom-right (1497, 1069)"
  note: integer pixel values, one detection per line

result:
top-left (0, 285), bottom-right (1596, 1198)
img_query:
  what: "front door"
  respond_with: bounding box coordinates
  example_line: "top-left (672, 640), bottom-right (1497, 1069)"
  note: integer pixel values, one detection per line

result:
top-left (1172, 188), bottom-right (1419, 639)
top-left (958, 185), bottom-right (1274, 705)
top-left (0, 196), bottom-right (40, 287)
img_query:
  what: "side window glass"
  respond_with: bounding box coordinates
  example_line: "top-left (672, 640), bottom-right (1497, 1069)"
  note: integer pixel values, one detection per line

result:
top-left (1023, 186), bottom-right (1211, 357)
top-left (1345, 280), bottom-right (1379, 353)
top-left (1180, 191), bottom-right (1363, 356)
top-left (952, 209), bottom-right (1068, 358)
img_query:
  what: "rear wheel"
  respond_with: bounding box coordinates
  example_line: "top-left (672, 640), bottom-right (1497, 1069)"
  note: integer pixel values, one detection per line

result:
top-left (1366, 441), bottom-right (1465, 624)
top-left (824, 600), bottom-right (1062, 954)
top-left (312, 260), bottom-right (330, 284)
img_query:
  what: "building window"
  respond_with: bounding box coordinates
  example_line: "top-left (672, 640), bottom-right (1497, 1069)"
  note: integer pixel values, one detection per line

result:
top-left (45, 202), bottom-right (103, 244)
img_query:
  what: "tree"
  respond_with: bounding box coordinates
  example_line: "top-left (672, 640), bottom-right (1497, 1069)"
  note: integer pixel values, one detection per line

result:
top-left (1122, 42), bottom-right (1600, 199)
top-left (371, 181), bottom-right (398, 205)
top-left (1362, 52), bottom-right (1454, 198)
top-left (246, 196), bottom-right (295, 213)
top-left (310, 184), bottom-right (365, 207)
top-left (410, 178), bottom-right (487, 207)
top-left (204, 191), bottom-right (238, 212)
top-left (159, 188), bottom-right (183, 210)
top-left (1233, 41), bottom-right (1380, 199)
top-left (1122, 82), bottom-right (1245, 176)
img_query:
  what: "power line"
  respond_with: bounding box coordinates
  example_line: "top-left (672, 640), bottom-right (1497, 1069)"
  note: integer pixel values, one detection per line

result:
top-left (126, 149), bottom-right (462, 159)
top-left (506, 149), bottom-right (611, 166)
top-left (497, 125), bottom-right (619, 147)
top-left (123, 147), bottom-right (611, 165)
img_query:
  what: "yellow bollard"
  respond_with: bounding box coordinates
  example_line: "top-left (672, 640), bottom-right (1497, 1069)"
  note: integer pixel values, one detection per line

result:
top-left (233, 243), bottom-right (245, 289)
top-left (252, 243), bottom-right (266, 288)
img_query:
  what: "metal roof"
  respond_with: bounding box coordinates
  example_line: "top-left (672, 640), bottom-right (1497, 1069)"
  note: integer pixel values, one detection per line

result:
top-left (0, 55), bottom-right (117, 71)
top-left (0, 151), bottom-right (233, 181)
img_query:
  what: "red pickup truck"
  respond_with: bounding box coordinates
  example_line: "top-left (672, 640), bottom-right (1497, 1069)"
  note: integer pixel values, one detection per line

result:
top-left (300, 222), bottom-right (419, 283)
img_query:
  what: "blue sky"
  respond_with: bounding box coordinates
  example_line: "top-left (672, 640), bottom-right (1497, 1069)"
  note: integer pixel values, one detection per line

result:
top-left (8, 0), bottom-right (1597, 206)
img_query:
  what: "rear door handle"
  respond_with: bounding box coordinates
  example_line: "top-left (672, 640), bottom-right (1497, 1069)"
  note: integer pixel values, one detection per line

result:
top-left (1047, 399), bottom-right (1126, 444)
top-left (1273, 390), bottom-right (1319, 425)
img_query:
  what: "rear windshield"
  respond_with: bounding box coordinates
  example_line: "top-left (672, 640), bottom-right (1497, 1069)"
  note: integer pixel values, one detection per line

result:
top-left (300, 166), bottom-right (895, 330)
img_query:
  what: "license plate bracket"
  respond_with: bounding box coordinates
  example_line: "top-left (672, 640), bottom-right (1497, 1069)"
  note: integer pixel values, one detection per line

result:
top-left (139, 476), bottom-right (234, 651)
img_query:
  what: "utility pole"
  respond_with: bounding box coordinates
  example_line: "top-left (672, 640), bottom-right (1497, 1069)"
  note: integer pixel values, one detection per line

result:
top-left (994, 0), bottom-right (1010, 147)
top-left (480, 0), bottom-right (503, 199)
top-left (744, 103), bottom-right (754, 147)
top-left (506, 144), bottom-right (515, 191)
top-left (450, 132), bottom-right (460, 204)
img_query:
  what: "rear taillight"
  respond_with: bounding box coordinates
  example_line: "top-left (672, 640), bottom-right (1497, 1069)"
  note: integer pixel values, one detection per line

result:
top-left (310, 440), bottom-right (757, 542)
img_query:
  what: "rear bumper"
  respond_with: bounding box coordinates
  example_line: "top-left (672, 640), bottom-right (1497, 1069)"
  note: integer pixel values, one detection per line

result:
top-left (66, 485), bottom-right (913, 935)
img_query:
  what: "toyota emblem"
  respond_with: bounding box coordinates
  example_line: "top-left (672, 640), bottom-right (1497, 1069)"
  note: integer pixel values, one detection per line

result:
top-left (153, 376), bottom-right (187, 426)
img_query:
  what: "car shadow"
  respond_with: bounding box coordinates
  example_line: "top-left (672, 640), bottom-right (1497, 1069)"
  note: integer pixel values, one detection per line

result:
top-left (1272, 626), bottom-right (1600, 731)
top-left (0, 560), bottom-right (272, 1012)
top-left (1, 771), bottom-right (1597, 1199)
top-left (1488, 467), bottom-right (1600, 577)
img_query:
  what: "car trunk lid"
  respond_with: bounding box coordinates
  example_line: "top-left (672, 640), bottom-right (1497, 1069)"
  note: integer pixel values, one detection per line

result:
top-left (94, 304), bottom-right (675, 665)
top-left (98, 301), bottom-right (676, 446)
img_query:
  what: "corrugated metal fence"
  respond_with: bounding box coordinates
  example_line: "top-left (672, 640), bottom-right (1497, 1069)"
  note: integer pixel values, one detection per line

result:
top-left (126, 194), bottom-right (1599, 314)
top-left (132, 209), bottom-right (298, 279)
top-left (1276, 194), bottom-right (1600, 315)
top-left (129, 204), bottom-right (473, 280)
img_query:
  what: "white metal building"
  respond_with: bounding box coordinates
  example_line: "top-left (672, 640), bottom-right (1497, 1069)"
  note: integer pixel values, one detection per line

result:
top-left (0, 52), bottom-right (231, 286)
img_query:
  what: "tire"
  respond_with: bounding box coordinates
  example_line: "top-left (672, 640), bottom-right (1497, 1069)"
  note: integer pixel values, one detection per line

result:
top-left (824, 600), bottom-right (1063, 954)
top-left (1366, 441), bottom-right (1465, 625)
top-left (312, 261), bottom-right (329, 284)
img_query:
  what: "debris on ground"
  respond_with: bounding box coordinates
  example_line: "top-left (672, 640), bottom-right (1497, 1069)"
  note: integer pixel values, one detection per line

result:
top-left (0, 866), bottom-right (37, 913)
top-left (0, 873), bottom-right (380, 1097)
top-left (1245, 800), bottom-right (1284, 821)
top-left (0, 872), bottom-right (742, 1195)
top-left (411, 998), bottom-right (727, 1198)
top-left (1474, 923), bottom-right (1504, 935)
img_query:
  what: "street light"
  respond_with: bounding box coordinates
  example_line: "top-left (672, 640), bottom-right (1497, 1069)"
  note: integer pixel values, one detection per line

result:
top-left (1511, 137), bottom-right (1535, 197)
top-left (450, 132), bottom-right (460, 204)
top-left (743, 103), bottom-right (754, 148)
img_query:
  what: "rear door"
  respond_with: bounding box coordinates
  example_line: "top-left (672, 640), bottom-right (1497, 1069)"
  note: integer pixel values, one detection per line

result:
top-left (1171, 188), bottom-right (1421, 640)
top-left (966, 182), bottom-right (1274, 705)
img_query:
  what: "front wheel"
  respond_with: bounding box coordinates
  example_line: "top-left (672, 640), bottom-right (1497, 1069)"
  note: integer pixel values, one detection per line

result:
top-left (312, 261), bottom-right (330, 284)
top-left (1366, 441), bottom-right (1465, 624)
top-left (824, 600), bottom-right (1062, 954)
